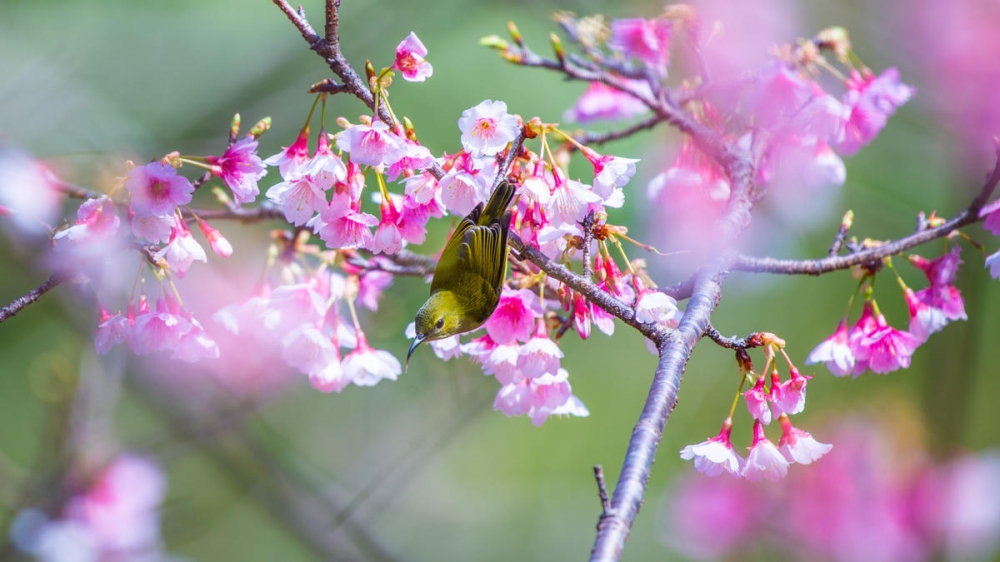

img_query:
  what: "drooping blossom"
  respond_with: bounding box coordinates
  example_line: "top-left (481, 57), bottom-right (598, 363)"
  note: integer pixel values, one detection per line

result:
top-left (679, 418), bottom-right (745, 478)
top-left (154, 217), bottom-right (207, 277)
top-left (393, 32), bottom-right (433, 82)
top-left (369, 196), bottom-right (404, 254)
top-left (517, 319), bottom-right (564, 379)
top-left (386, 140), bottom-right (435, 182)
top-left (743, 374), bottom-right (772, 425)
top-left (124, 162), bottom-right (193, 218)
top-left (771, 365), bottom-right (811, 416)
top-left (266, 174), bottom-right (328, 226)
top-left (853, 305), bottom-right (922, 375)
top-left (336, 121), bottom-right (408, 168)
top-left (743, 420), bottom-right (789, 482)
top-left (563, 81), bottom-right (651, 123)
top-left (908, 249), bottom-right (967, 328)
top-left (807, 318), bottom-right (855, 376)
top-left (608, 18), bottom-right (672, 73)
top-left (904, 287), bottom-right (948, 342)
top-left (545, 176), bottom-right (602, 228)
top-left (777, 414), bottom-right (832, 465)
top-left (838, 68), bottom-right (915, 156)
top-left (53, 196), bottom-right (120, 243)
top-left (437, 154), bottom-right (493, 215)
top-left (582, 147), bottom-right (638, 207)
top-left (131, 213), bottom-right (173, 244)
top-left (302, 131), bottom-right (348, 189)
top-left (309, 345), bottom-right (348, 392)
top-left (493, 369), bottom-right (582, 426)
top-left (94, 307), bottom-right (130, 355)
top-left (341, 331), bottom-right (401, 386)
top-left (281, 325), bottom-right (338, 376)
top-left (264, 128), bottom-right (312, 179)
top-left (634, 289), bottom-right (682, 327)
top-left (458, 99), bottom-right (519, 157)
top-left (484, 288), bottom-right (542, 345)
top-left (206, 135), bottom-right (267, 204)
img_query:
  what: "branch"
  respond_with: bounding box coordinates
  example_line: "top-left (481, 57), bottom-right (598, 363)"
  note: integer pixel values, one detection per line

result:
top-left (271, 0), bottom-right (394, 125)
top-left (0, 273), bottom-right (65, 325)
top-left (570, 115), bottom-right (664, 148)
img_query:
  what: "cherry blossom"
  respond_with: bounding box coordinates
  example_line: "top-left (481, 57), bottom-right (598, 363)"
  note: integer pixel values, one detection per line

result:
top-left (196, 220), bottom-right (233, 257)
top-left (777, 414), bottom-right (832, 465)
top-left (484, 287), bottom-right (542, 344)
top-left (266, 174), bottom-right (328, 226)
top-left (458, 99), bottom-right (519, 157)
top-left (53, 196), bottom-right (120, 243)
top-left (856, 309), bottom-right (922, 375)
top-left (206, 135), bottom-right (267, 204)
top-left (131, 213), bottom-right (173, 243)
top-left (608, 18), bottom-right (671, 73)
top-left (341, 332), bottom-right (401, 386)
top-left (336, 121), bottom-right (408, 167)
top-left (154, 217), bottom-right (207, 277)
top-left (94, 307), bottom-right (130, 355)
top-left (393, 32), bottom-right (433, 82)
top-left (563, 81), bottom-right (651, 123)
top-left (838, 68), bottom-right (915, 156)
top-left (517, 320), bottom-right (563, 379)
top-left (743, 420), bottom-right (789, 482)
top-left (743, 374), bottom-right (772, 425)
top-left (805, 318), bottom-right (855, 376)
top-left (771, 365), bottom-right (811, 416)
top-left (124, 162), bottom-right (193, 218)
top-left (264, 128), bottom-right (312, 179)
top-left (680, 418), bottom-right (745, 478)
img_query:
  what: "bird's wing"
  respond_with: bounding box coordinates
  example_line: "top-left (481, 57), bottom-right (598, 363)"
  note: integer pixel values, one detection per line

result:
top-left (431, 218), bottom-right (506, 293)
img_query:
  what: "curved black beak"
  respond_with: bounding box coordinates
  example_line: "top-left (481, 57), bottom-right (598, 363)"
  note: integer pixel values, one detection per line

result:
top-left (406, 334), bottom-right (425, 371)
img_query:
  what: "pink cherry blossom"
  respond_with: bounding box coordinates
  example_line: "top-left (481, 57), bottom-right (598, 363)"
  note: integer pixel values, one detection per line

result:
top-left (806, 318), bottom-right (854, 377)
top-left (196, 220), bottom-right (233, 257)
top-left (154, 217), bottom-right (207, 277)
top-left (634, 290), bottom-right (681, 327)
top-left (904, 287), bottom-right (948, 342)
top-left (855, 309), bottom-right (922, 375)
top-left (124, 162), bottom-right (193, 218)
top-left (171, 315), bottom-right (220, 362)
top-left (281, 325), bottom-right (338, 375)
top-left (357, 269), bottom-right (393, 311)
top-left (743, 420), bottom-right (789, 482)
top-left (608, 18), bottom-right (671, 73)
top-left (517, 320), bottom-right (563, 379)
top-left (838, 68), bottom-right (915, 156)
top-left (743, 374), bottom-right (772, 425)
top-left (545, 176), bottom-right (602, 228)
top-left (986, 249), bottom-right (1000, 279)
top-left (438, 161), bottom-right (491, 216)
top-left (386, 140), bottom-right (435, 181)
top-left (458, 99), bottom-right (519, 157)
top-left (94, 307), bottom-right (130, 355)
top-left (583, 148), bottom-right (638, 207)
top-left (563, 81), bottom-right (651, 123)
top-left (909, 249), bottom-right (967, 324)
top-left (130, 298), bottom-right (191, 356)
top-left (0, 149), bottom-right (62, 234)
top-left (981, 199), bottom-right (1000, 236)
top-left (679, 418), bottom-right (745, 478)
top-left (847, 302), bottom-right (880, 376)
top-left (404, 172), bottom-right (442, 206)
top-left (771, 365), bottom-right (811, 416)
top-left (777, 414), bottom-right (832, 465)
top-left (484, 288), bottom-right (542, 344)
top-left (337, 121), bottom-right (408, 168)
top-left (482, 342), bottom-right (522, 385)
top-left (393, 32), bottom-right (433, 82)
top-left (303, 132), bottom-right (348, 190)
top-left (264, 128), bottom-right (312, 179)
top-left (206, 136), bottom-right (267, 204)
top-left (370, 197), bottom-right (404, 254)
top-left (341, 332), bottom-right (401, 386)
top-left (526, 370), bottom-right (580, 426)
top-left (309, 345), bottom-right (349, 393)
top-left (131, 213), bottom-right (173, 243)
top-left (311, 202), bottom-right (378, 250)
top-left (53, 196), bottom-right (120, 243)
top-left (571, 292), bottom-right (592, 340)
top-left (267, 174), bottom-right (328, 226)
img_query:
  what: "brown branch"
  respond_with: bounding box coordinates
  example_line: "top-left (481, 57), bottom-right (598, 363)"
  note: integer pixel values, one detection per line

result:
top-left (272, 0), bottom-right (393, 125)
top-left (0, 273), bottom-right (66, 325)
top-left (571, 115), bottom-right (664, 148)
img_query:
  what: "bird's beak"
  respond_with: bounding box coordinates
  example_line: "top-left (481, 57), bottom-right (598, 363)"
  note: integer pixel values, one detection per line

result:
top-left (406, 334), bottom-right (425, 371)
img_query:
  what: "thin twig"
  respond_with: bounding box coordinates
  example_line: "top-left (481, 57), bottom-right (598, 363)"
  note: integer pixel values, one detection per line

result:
top-left (0, 273), bottom-right (65, 325)
top-left (571, 115), bottom-right (664, 148)
top-left (593, 465), bottom-right (610, 514)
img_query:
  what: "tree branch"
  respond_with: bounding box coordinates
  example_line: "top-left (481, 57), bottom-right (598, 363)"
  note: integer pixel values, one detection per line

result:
top-left (0, 273), bottom-right (65, 325)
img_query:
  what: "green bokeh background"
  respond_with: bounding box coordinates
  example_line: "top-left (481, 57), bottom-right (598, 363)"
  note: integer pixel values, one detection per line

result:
top-left (1, 0), bottom-right (999, 561)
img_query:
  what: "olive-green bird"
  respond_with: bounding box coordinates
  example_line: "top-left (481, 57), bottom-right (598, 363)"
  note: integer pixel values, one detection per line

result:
top-left (407, 180), bottom-right (516, 365)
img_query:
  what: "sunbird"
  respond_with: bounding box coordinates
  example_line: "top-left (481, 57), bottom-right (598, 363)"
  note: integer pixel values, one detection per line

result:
top-left (407, 180), bottom-right (517, 365)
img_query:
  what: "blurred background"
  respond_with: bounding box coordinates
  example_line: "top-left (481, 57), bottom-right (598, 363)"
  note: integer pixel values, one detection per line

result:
top-left (1, 0), bottom-right (999, 560)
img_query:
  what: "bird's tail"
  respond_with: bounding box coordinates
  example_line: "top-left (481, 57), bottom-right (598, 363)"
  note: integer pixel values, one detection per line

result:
top-left (479, 180), bottom-right (516, 225)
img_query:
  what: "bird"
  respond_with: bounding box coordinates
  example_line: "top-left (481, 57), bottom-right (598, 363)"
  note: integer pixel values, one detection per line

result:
top-left (407, 179), bottom-right (516, 366)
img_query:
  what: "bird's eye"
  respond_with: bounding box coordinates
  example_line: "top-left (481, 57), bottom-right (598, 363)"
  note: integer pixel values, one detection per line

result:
top-left (435, 318), bottom-right (445, 329)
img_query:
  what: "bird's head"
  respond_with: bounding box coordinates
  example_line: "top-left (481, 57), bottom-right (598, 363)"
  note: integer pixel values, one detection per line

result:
top-left (408, 291), bottom-right (464, 367)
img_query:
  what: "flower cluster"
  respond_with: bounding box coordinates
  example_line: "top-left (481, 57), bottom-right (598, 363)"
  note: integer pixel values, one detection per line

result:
top-left (10, 455), bottom-right (171, 562)
top-left (681, 342), bottom-right (831, 481)
top-left (666, 414), bottom-right (1000, 562)
top-left (807, 248), bottom-right (967, 377)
